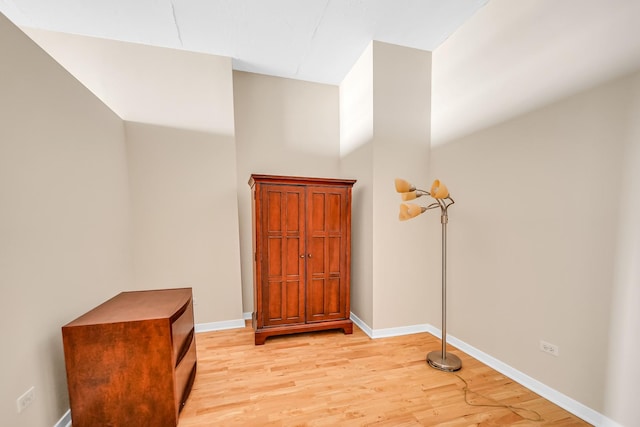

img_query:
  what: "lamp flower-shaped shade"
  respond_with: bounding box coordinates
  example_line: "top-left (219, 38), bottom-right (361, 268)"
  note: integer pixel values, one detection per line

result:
top-left (430, 179), bottom-right (449, 199)
top-left (399, 203), bottom-right (425, 221)
top-left (394, 178), bottom-right (414, 193)
top-left (401, 191), bottom-right (418, 201)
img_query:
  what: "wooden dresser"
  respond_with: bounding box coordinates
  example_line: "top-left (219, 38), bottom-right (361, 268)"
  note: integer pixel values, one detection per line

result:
top-left (249, 174), bottom-right (356, 345)
top-left (62, 288), bottom-right (197, 427)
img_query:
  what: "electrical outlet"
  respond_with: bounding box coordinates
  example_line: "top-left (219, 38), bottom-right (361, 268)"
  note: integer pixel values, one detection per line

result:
top-left (540, 340), bottom-right (559, 357)
top-left (16, 386), bottom-right (35, 413)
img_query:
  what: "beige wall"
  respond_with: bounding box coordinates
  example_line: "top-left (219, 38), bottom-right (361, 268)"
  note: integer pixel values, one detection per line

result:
top-left (430, 72), bottom-right (639, 418)
top-left (340, 42), bottom-right (433, 331)
top-left (371, 42), bottom-right (432, 330)
top-left (340, 44), bottom-right (374, 326)
top-left (233, 71), bottom-right (342, 313)
top-left (125, 123), bottom-right (243, 324)
top-left (0, 13), bottom-right (133, 427)
top-left (603, 72), bottom-right (640, 426)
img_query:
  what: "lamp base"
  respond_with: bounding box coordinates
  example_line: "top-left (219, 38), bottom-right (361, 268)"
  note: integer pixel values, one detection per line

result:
top-left (427, 351), bottom-right (462, 372)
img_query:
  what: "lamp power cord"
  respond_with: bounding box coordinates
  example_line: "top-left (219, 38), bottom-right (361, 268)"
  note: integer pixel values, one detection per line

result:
top-left (450, 372), bottom-right (544, 422)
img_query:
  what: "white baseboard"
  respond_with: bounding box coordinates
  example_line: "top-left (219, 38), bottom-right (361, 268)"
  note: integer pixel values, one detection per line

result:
top-left (350, 315), bottom-right (439, 347)
top-left (195, 318), bottom-right (246, 333)
top-left (243, 311), bottom-right (252, 320)
top-left (350, 313), bottom-right (621, 427)
top-left (53, 409), bottom-right (71, 427)
top-left (349, 312), bottom-right (373, 336)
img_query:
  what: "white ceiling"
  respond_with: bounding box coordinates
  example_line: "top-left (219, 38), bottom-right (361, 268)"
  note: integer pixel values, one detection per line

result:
top-left (0, 0), bottom-right (488, 85)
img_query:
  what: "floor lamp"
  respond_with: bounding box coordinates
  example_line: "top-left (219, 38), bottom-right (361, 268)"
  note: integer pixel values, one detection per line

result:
top-left (395, 178), bottom-right (462, 372)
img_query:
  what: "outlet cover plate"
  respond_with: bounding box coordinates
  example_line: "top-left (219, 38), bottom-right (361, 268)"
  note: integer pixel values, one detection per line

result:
top-left (540, 340), bottom-right (559, 356)
top-left (16, 386), bottom-right (35, 413)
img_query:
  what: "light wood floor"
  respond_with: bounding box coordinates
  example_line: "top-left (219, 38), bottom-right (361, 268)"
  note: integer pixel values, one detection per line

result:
top-left (178, 323), bottom-right (590, 426)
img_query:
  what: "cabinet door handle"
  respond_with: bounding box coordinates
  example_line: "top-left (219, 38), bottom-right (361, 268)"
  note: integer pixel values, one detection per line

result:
top-left (308, 254), bottom-right (312, 258)
top-left (300, 254), bottom-right (305, 258)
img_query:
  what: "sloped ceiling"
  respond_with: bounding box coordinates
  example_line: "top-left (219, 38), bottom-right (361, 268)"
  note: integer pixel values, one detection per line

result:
top-left (431, 0), bottom-right (640, 144)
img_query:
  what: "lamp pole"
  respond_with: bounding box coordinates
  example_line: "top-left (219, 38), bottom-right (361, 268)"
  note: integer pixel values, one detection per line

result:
top-left (426, 206), bottom-right (461, 371)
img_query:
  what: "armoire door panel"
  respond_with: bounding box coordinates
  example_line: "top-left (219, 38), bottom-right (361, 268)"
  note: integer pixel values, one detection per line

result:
top-left (267, 191), bottom-right (282, 232)
top-left (327, 277), bottom-right (341, 314)
top-left (327, 192), bottom-right (342, 232)
top-left (266, 281), bottom-right (283, 321)
top-left (328, 236), bottom-right (341, 273)
top-left (285, 237), bottom-right (302, 276)
top-left (309, 236), bottom-right (325, 273)
top-left (267, 237), bottom-right (283, 276)
top-left (261, 185), bottom-right (305, 327)
top-left (286, 192), bottom-right (302, 232)
top-left (309, 192), bottom-right (326, 232)
top-left (308, 277), bottom-right (325, 317)
top-left (286, 280), bottom-right (302, 321)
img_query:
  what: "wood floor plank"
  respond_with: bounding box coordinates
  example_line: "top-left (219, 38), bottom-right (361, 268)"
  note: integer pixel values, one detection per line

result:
top-left (178, 323), bottom-right (591, 426)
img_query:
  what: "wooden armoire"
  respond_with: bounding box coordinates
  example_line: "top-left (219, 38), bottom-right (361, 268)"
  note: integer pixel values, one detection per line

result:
top-left (249, 174), bottom-right (356, 345)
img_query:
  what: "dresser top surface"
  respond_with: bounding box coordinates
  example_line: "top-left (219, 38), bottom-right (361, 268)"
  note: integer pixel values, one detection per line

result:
top-left (63, 288), bottom-right (192, 327)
